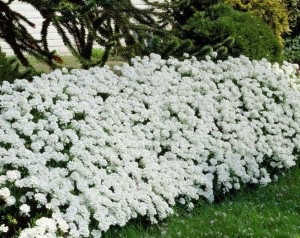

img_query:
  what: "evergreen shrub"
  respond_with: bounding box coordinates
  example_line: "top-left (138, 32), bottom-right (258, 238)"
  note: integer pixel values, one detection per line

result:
top-left (224, 0), bottom-right (290, 43)
top-left (0, 48), bottom-right (21, 84)
top-left (184, 4), bottom-right (283, 62)
top-left (0, 48), bottom-right (42, 84)
top-left (284, 35), bottom-right (300, 65)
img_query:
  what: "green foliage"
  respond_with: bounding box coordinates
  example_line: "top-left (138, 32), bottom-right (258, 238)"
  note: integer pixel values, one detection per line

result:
top-left (118, 33), bottom-right (187, 61)
top-left (0, 47), bottom-right (42, 84)
top-left (29, 0), bottom-right (159, 68)
top-left (119, 0), bottom-right (222, 60)
top-left (1, 0), bottom-right (157, 69)
top-left (162, 0), bottom-right (220, 26)
top-left (223, 0), bottom-right (290, 45)
top-left (283, 0), bottom-right (300, 62)
top-left (183, 4), bottom-right (283, 62)
top-left (283, 0), bottom-right (300, 35)
top-left (0, 48), bottom-right (20, 84)
top-left (136, 34), bottom-right (235, 61)
top-left (284, 35), bottom-right (300, 64)
top-left (132, 3), bottom-right (282, 62)
top-left (0, 0), bottom-right (57, 68)
top-left (92, 48), bottom-right (104, 59)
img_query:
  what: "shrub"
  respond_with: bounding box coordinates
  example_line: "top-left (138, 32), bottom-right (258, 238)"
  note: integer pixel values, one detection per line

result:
top-left (0, 54), bottom-right (299, 237)
top-left (283, 0), bottom-right (300, 35)
top-left (284, 35), bottom-right (300, 64)
top-left (0, 48), bottom-right (42, 84)
top-left (127, 4), bottom-right (283, 62)
top-left (184, 4), bottom-right (283, 62)
top-left (0, 48), bottom-right (21, 84)
top-left (91, 48), bottom-right (104, 59)
top-left (223, 0), bottom-right (290, 44)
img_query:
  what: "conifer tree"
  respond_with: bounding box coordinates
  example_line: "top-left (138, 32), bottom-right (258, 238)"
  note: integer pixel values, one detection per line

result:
top-left (26, 0), bottom-right (159, 68)
top-left (1, 0), bottom-right (159, 69)
top-left (0, 0), bottom-right (56, 68)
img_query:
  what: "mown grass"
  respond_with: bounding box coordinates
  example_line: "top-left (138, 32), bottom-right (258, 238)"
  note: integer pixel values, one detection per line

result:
top-left (16, 48), bottom-right (124, 75)
top-left (104, 164), bottom-right (300, 238)
top-left (26, 55), bottom-right (125, 74)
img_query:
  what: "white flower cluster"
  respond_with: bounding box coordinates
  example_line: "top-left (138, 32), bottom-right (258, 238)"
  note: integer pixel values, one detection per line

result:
top-left (0, 54), bottom-right (299, 237)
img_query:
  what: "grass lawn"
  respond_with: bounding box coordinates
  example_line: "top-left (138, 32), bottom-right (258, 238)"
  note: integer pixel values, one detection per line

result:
top-left (26, 55), bottom-right (125, 74)
top-left (103, 164), bottom-right (300, 238)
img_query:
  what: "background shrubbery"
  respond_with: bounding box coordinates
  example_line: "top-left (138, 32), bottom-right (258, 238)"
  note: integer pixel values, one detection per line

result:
top-left (283, 0), bottom-right (300, 35)
top-left (283, 0), bottom-right (300, 65)
top-left (284, 35), bottom-right (300, 65)
top-left (0, 47), bottom-right (39, 84)
top-left (223, 0), bottom-right (290, 45)
top-left (1, 0), bottom-right (300, 74)
top-left (0, 47), bottom-right (20, 84)
top-left (122, 3), bottom-right (283, 62)
top-left (0, 0), bottom-right (159, 69)
top-left (183, 4), bottom-right (283, 61)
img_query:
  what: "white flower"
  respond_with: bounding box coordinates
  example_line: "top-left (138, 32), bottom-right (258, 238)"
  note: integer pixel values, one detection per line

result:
top-left (0, 224), bottom-right (8, 233)
top-left (0, 175), bottom-right (7, 185)
top-left (178, 198), bottom-right (185, 205)
top-left (0, 53), bottom-right (299, 237)
top-left (19, 217), bottom-right (58, 238)
top-left (187, 202), bottom-right (194, 210)
top-left (210, 51), bottom-right (218, 58)
top-left (6, 170), bottom-right (21, 182)
top-left (19, 195), bottom-right (27, 203)
top-left (0, 187), bottom-right (10, 200)
top-left (20, 204), bottom-right (31, 216)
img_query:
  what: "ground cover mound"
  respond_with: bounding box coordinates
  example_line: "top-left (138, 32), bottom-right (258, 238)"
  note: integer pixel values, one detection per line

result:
top-left (0, 54), bottom-right (299, 237)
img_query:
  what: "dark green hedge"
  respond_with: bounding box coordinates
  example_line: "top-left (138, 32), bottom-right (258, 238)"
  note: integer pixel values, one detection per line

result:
top-left (183, 3), bottom-right (283, 62)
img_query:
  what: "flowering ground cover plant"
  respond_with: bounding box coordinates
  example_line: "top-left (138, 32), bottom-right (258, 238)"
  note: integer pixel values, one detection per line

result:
top-left (0, 53), bottom-right (299, 237)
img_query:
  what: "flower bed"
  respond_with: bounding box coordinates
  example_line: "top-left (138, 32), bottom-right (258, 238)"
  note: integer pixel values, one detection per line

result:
top-left (0, 54), bottom-right (299, 237)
